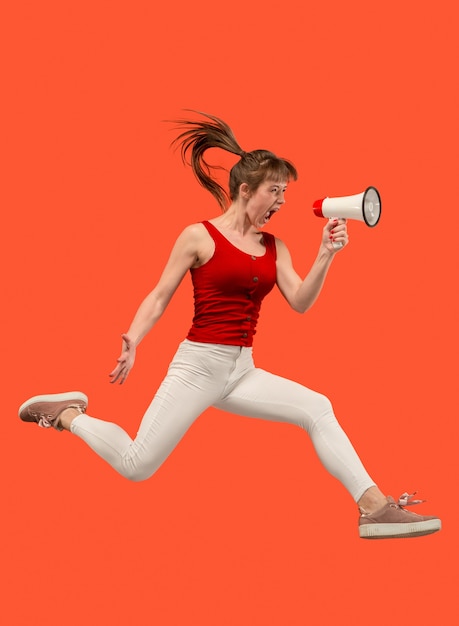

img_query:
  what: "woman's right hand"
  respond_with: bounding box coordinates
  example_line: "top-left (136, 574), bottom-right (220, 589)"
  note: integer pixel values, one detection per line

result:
top-left (109, 333), bottom-right (136, 385)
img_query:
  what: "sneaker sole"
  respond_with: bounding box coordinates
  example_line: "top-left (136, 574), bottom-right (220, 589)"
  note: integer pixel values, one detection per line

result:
top-left (359, 518), bottom-right (441, 539)
top-left (18, 391), bottom-right (88, 422)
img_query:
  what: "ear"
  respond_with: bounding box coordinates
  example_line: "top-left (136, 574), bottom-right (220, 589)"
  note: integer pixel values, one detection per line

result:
top-left (240, 182), bottom-right (251, 199)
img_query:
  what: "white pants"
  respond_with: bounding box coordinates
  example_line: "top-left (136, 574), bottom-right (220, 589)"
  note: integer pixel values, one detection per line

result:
top-left (71, 340), bottom-right (376, 501)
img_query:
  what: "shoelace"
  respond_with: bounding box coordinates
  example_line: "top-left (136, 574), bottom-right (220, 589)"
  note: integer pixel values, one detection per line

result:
top-left (29, 412), bottom-right (55, 428)
top-left (38, 416), bottom-right (53, 428)
top-left (360, 491), bottom-right (426, 516)
top-left (397, 492), bottom-right (426, 507)
top-left (30, 406), bottom-right (84, 429)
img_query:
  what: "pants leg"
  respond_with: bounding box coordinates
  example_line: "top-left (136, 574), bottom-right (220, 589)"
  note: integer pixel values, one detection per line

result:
top-left (70, 341), bottom-right (243, 481)
top-left (215, 348), bottom-right (376, 502)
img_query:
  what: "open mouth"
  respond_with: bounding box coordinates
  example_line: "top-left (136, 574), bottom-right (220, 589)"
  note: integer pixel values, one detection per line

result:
top-left (264, 208), bottom-right (278, 223)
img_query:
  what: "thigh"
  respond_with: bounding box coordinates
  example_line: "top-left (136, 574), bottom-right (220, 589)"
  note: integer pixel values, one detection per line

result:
top-left (215, 367), bottom-right (332, 430)
top-left (136, 340), bottom-right (243, 442)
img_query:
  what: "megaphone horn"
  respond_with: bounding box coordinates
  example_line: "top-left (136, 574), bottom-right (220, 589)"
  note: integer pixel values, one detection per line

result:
top-left (312, 186), bottom-right (381, 227)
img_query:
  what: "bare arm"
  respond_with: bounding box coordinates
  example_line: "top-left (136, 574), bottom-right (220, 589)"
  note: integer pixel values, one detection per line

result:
top-left (275, 219), bottom-right (348, 313)
top-left (109, 223), bottom-right (204, 383)
top-left (124, 226), bottom-right (199, 347)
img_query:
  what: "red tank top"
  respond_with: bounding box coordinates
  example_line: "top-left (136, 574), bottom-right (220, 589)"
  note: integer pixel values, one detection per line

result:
top-left (186, 221), bottom-right (277, 346)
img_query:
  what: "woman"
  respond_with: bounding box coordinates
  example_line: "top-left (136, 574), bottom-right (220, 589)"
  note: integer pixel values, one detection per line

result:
top-left (19, 112), bottom-right (440, 539)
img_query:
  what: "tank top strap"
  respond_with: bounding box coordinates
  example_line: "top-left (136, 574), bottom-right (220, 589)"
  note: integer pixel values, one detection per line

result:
top-left (201, 220), bottom-right (223, 242)
top-left (262, 231), bottom-right (277, 260)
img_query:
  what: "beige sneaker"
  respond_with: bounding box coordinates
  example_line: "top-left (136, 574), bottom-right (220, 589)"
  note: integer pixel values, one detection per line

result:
top-left (19, 392), bottom-right (88, 431)
top-left (359, 493), bottom-right (441, 539)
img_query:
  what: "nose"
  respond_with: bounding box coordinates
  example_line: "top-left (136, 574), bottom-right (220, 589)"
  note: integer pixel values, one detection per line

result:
top-left (278, 191), bottom-right (286, 204)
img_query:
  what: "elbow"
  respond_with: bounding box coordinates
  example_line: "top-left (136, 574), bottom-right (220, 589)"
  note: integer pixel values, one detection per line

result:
top-left (291, 292), bottom-right (318, 314)
top-left (149, 293), bottom-right (169, 322)
top-left (291, 301), bottom-right (310, 315)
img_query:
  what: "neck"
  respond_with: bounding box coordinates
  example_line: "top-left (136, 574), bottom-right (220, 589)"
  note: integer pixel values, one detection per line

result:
top-left (214, 200), bottom-right (255, 235)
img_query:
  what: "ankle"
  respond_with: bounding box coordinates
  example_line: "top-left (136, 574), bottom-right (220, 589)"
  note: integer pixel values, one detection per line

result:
top-left (59, 407), bottom-right (82, 431)
top-left (358, 487), bottom-right (387, 515)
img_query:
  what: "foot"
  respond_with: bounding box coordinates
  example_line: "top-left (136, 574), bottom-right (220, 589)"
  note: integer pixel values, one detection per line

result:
top-left (359, 493), bottom-right (441, 539)
top-left (18, 392), bottom-right (88, 431)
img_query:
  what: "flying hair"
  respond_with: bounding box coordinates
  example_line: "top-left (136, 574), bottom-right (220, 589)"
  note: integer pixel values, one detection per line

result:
top-left (169, 110), bottom-right (298, 211)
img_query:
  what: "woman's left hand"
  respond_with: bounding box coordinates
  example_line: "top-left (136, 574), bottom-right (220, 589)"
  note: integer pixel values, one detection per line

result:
top-left (109, 333), bottom-right (137, 385)
top-left (322, 218), bottom-right (348, 252)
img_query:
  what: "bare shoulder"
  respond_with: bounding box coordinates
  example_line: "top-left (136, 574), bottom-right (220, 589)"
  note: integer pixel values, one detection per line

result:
top-left (274, 236), bottom-right (291, 258)
top-left (274, 237), bottom-right (296, 277)
top-left (175, 222), bottom-right (214, 267)
top-left (180, 222), bottom-right (208, 242)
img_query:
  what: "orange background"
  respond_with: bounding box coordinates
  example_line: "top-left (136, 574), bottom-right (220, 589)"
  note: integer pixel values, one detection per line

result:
top-left (2, 1), bottom-right (458, 624)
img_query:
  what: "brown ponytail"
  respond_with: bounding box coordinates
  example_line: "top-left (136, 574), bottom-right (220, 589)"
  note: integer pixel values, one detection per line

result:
top-left (170, 111), bottom-right (298, 211)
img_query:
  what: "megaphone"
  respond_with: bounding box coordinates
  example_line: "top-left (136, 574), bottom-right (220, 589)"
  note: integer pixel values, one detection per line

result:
top-left (313, 186), bottom-right (381, 226)
top-left (312, 186), bottom-right (381, 249)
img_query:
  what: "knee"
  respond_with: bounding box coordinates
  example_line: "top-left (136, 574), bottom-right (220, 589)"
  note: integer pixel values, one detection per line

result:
top-left (312, 392), bottom-right (334, 417)
top-left (119, 463), bottom-right (156, 483)
top-left (300, 391), bottom-right (336, 431)
top-left (122, 470), bottom-right (151, 483)
top-left (118, 448), bottom-right (165, 482)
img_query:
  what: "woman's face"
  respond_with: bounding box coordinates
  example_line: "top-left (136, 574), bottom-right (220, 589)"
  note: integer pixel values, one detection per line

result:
top-left (245, 179), bottom-right (288, 229)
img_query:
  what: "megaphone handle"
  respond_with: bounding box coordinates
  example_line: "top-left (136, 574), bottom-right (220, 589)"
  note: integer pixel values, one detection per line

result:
top-left (329, 218), bottom-right (344, 249)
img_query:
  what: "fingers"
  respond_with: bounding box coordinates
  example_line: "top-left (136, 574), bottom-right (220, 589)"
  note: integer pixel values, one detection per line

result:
top-left (109, 367), bottom-right (129, 385)
top-left (109, 367), bottom-right (121, 384)
top-left (109, 334), bottom-right (135, 385)
top-left (325, 219), bottom-right (336, 234)
top-left (109, 361), bottom-right (130, 385)
top-left (328, 218), bottom-right (348, 247)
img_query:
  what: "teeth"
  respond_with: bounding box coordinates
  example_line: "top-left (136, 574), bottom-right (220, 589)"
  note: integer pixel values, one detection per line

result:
top-left (263, 209), bottom-right (278, 224)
